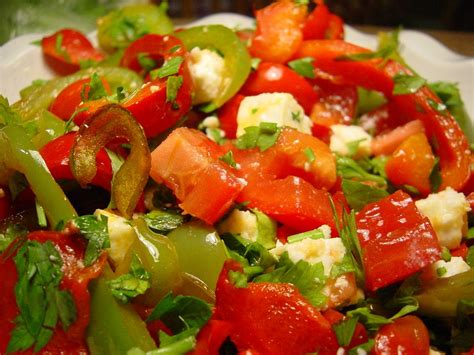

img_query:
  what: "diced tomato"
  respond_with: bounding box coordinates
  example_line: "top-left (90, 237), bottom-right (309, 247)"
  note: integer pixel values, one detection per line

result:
top-left (72, 98), bottom-right (110, 127)
top-left (214, 260), bottom-right (339, 354)
top-left (40, 132), bottom-right (113, 190)
top-left (0, 230), bottom-right (106, 353)
top-left (323, 309), bottom-right (368, 349)
top-left (356, 190), bottom-right (441, 291)
top-left (371, 119), bottom-right (425, 156)
top-left (41, 29), bottom-right (104, 75)
top-left (302, 1), bottom-right (331, 40)
top-left (150, 128), bottom-right (245, 224)
top-left (385, 132), bottom-right (435, 196)
top-left (326, 14), bottom-right (344, 40)
top-left (217, 94), bottom-right (246, 139)
top-left (192, 319), bottom-right (233, 355)
top-left (249, 0), bottom-right (307, 63)
top-left (373, 316), bottom-right (430, 355)
top-left (49, 77), bottom-right (111, 121)
top-left (451, 243), bottom-right (469, 259)
top-left (120, 34), bottom-right (185, 75)
top-left (240, 62), bottom-right (319, 114)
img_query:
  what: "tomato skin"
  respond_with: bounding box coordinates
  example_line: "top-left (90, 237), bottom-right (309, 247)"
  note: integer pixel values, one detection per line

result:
top-left (249, 0), bottom-right (307, 63)
top-left (240, 62), bottom-right (318, 114)
top-left (385, 132), bottom-right (435, 196)
top-left (49, 78), bottom-right (111, 121)
top-left (150, 128), bottom-right (245, 224)
top-left (303, 3), bottom-right (344, 40)
top-left (218, 94), bottom-right (246, 139)
top-left (120, 34), bottom-right (185, 75)
top-left (374, 316), bottom-right (430, 355)
top-left (192, 319), bottom-right (233, 355)
top-left (214, 260), bottom-right (339, 355)
top-left (40, 132), bottom-right (113, 190)
top-left (0, 231), bottom-right (106, 353)
top-left (41, 29), bottom-right (104, 75)
top-left (356, 190), bottom-right (441, 291)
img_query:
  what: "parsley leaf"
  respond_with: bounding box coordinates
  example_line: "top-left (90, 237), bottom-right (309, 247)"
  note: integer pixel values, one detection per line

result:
top-left (333, 317), bottom-right (359, 347)
top-left (304, 147), bottom-right (316, 163)
top-left (0, 95), bottom-right (22, 126)
top-left (143, 209), bottom-right (185, 234)
top-left (235, 122), bottom-right (281, 151)
top-left (0, 223), bottom-right (28, 253)
top-left (251, 57), bottom-right (261, 70)
top-left (219, 151), bottom-right (238, 168)
top-left (393, 74), bottom-right (426, 95)
top-left (429, 157), bottom-right (442, 192)
top-left (147, 292), bottom-right (212, 333)
top-left (7, 240), bottom-right (76, 353)
top-left (348, 339), bottom-right (375, 355)
top-left (166, 75), bottom-right (183, 106)
top-left (108, 254), bottom-right (151, 303)
top-left (341, 179), bottom-right (389, 211)
top-left (81, 73), bottom-right (108, 102)
top-left (466, 246), bottom-right (474, 267)
top-left (336, 155), bottom-right (386, 186)
top-left (150, 56), bottom-right (184, 79)
top-left (427, 98), bottom-right (447, 114)
top-left (137, 52), bottom-right (157, 72)
top-left (71, 214), bottom-right (110, 266)
top-left (288, 57), bottom-right (315, 78)
top-left (222, 233), bottom-right (277, 270)
top-left (54, 33), bottom-right (71, 63)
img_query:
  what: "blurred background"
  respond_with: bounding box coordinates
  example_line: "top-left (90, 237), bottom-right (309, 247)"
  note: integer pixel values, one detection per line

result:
top-left (1, 0), bottom-right (473, 52)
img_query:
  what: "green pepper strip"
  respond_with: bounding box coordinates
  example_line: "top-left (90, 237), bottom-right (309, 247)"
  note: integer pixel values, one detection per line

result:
top-left (70, 104), bottom-right (150, 218)
top-left (415, 268), bottom-right (474, 318)
top-left (87, 264), bottom-right (156, 354)
top-left (175, 24), bottom-right (251, 108)
top-left (12, 67), bottom-right (143, 123)
top-left (0, 124), bottom-right (77, 226)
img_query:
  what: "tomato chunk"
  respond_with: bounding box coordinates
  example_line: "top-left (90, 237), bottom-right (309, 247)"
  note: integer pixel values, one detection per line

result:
top-left (214, 260), bottom-right (338, 354)
top-left (374, 316), bottom-right (430, 355)
top-left (150, 128), bottom-right (245, 224)
top-left (356, 190), bottom-right (441, 291)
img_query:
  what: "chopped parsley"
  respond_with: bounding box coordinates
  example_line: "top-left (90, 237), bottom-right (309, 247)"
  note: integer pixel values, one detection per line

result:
top-left (251, 57), bottom-right (261, 70)
top-left (219, 151), bottom-right (238, 168)
top-left (287, 228), bottom-right (324, 244)
top-left (81, 73), bottom-right (108, 102)
top-left (393, 74), bottom-right (426, 95)
top-left (235, 122), bottom-right (281, 151)
top-left (54, 33), bottom-right (71, 63)
top-left (333, 317), bottom-right (359, 347)
top-left (441, 247), bottom-right (452, 262)
top-left (429, 157), bottom-right (442, 193)
top-left (166, 75), bottom-right (183, 107)
top-left (137, 52), bottom-right (157, 72)
top-left (427, 98), bottom-right (448, 115)
top-left (291, 111), bottom-right (302, 122)
top-left (288, 57), bottom-right (315, 78)
top-left (341, 179), bottom-right (389, 211)
top-left (437, 266), bottom-right (447, 277)
top-left (143, 209), bottom-right (185, 234)
top-left (150, 56), bottom-right (184, 80)
top-left (304, 147), bottom-right (316, 163)
top-left (71, 214), bottom-right (110, 266)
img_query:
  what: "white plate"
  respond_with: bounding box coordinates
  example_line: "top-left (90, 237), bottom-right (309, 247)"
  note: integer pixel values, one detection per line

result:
top-left (1, 13), bottom-right (473, 119)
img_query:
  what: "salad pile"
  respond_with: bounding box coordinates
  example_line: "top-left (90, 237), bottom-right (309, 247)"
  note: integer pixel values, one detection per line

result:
top-left (0, 0), bottom-right (473, 354)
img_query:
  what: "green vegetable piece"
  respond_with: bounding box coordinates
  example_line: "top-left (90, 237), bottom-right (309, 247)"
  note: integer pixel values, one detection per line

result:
top-left (356, 87), bottom-right (387, 116)
top-left (393, 74), bottom-right (426, 95)
top-left (429, 157), bottom-right (442, 193)
top-left (150, 56), bottom-right (184, 80)
top-left (219, 150), bottom-right (238, 169)
top-left (30, 110), bottom-right (66, 149)
top-left (0, 224), bottom-right (28, 253)
top-left (86, 265), bottom-right (156, 354)
top-left (129, 328), bottom-right (198, 355)
top-left (466, 246), bottom-right (474, 267)
top-left (336, 155), bottom-right (387, 187)
top-left (341, 179), bottom-right (389, 211)
top-left (166, 75), bottom-right (183, 105)
top-left (288, 57), bottom-right (315, 78)
top-left (72, 214), bottom-right (110, 266)
top-left (167, 221), bottom-right (228, 291)
top-left (82, 73), bottom-right (108, 102)
top-left (175, 25), bottom-right (251, 107)
top-left (97, 4), bottom-right (173, 52)
top-left (253, 209), bottom-right (277, 249)
top-left (333, 317), bottom-right (359, 347)
top-left (143, 209), bottom-right (185, 234)
top-left (235, 122), bottom-right (281, 152)
top-left (147, 292), bottom-right (212, 333)
top-left (287, 228), bottom-right (324, 244)
top-left (0, 124), bottom-right (77, 227)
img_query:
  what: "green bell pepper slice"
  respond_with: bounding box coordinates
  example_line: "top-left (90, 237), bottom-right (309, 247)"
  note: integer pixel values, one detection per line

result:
top-left (13, 67), bottom-right (142, 123)
top-left (30, 110), bottom-right (66, 149)
top-left (87, 265), bottom-right (156, 355)
top-left (0, 124), bottom-right (77, 227)
top-left (97, 4), bottom-right (174, 52)
top-left (175, 24), bottom-right (251, 108)
top-left (167, 221), bottom-right (228, 292)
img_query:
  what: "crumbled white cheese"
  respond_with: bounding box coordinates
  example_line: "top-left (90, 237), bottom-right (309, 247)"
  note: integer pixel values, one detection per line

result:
top-left (236, 93), bottom-right (313, 137)
top-left (270, 235), bottom-right (345, 276)
top-left (187, 47), bottom-right (226, 104)
top-left (329, 124), bottom-right (372, 157)
top-left (218, 209), bottom-right (259, 242)
top-left (94, 209), bottom-right (136, 265)
top-left (431, 256), bottom-right (470, 278)
top-left (415, 187), bottom-right (471, 249)
top-left (200, 115), bottom-right (220, 129)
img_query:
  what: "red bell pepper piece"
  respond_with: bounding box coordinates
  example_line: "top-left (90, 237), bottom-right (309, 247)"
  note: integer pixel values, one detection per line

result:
top-left (214, 260), bottom-right (339, 354)
top-left (0, 230), bottom-right (106, 353)
top-left (192, 319), bottom-right (233, 355)
top-left (40, 132), bottom-right (113, 191)
top-left (120, 34), bottom-right (186, 75)
top-left (240, 62), bottom-right (318, 114)
top-left (356, 190), bottom-right (441, 291)
top-left (41, 29), bottom-right (104, 75)
top-left (303, 1), bottom-right (344, 40)
top-left (249, 0), bottom-right (307, 63)
top-left (217, 94), bottom-right (246, 139)
top-left (373, 316), bottom-right (430, 354)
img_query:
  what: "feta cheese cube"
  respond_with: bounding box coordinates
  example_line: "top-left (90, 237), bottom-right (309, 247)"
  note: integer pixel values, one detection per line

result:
top-left (187, 47), bottom-right (226, 104)
top-left (218, 209), bottom-right (259, 242)
top-left (329, 124), bottom-right (372, 157)
top-left (415, 187), bottom-right (471, 249)
top-left (431, 256), bottom-right (470, 278)
top-left (236, 93), bottom-right (313, 137)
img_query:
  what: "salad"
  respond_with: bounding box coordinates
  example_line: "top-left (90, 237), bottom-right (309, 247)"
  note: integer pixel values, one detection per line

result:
top-left (0, 0), bottom-right (473, 354)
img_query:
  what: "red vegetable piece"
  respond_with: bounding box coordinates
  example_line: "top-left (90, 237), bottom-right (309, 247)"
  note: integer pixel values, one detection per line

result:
top-left (0, 231), bottom-right (106, 353)
top-left (214, 260), bottom-right (339, 354)
top-left (356, 190), bottom-right (441, 291)
top-left (240, 62), bottom-right (318, 114)
top-left (49, 77), bottom-right (111, 121)
top-left (192, 319), bottom-right (233, 355)
top-left (249, 0), bottom-right (307, 63)
top-left (41, 29), bottom-right (104, 75)
top-left (217, 94), bottom-right (246, 139)
top-left (120, 34), bottom-right (185, 75)
top-left (323, 309), bottom-right (368, 349)
top-left (326, 14), bottom-right (344, 40)
top-left (302, 1), bottom-right (331, 40)
top-left (40, 132), bottom-right (113, 191)
top-left (373, 316), bottom-right (430, 355)
top-left (0, 186), bottom-right (11, 220)
top-left (150, 128), bottom-right (245, 224)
